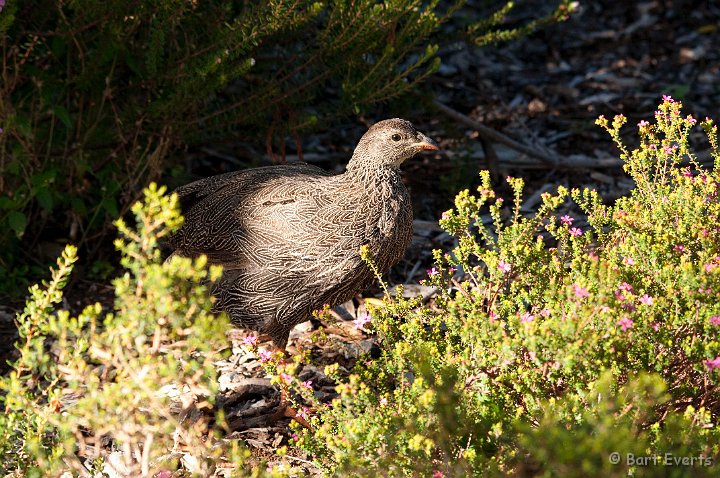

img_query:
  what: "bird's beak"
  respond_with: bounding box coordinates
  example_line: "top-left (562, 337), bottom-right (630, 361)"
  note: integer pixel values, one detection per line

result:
top-left (415, 132), bottom-right (439, 151)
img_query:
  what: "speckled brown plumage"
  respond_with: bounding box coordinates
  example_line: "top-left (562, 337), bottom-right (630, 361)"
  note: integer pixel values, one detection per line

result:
top-left (169, 119), bottom-right (438, 348)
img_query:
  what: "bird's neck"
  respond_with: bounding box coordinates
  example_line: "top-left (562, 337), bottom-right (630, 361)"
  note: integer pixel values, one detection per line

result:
top-left (344, 160), bottom-right (401, 185)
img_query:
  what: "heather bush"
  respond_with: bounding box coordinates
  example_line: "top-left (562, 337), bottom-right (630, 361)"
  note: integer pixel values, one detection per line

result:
top-left (2, 98), bottom-right (718, 476)
top-left (288, 98), bottom-right (720, 476)
top-left (0, 0), bottom-right (575, 294)
top-left (0, 185), bottom-right (259, 476)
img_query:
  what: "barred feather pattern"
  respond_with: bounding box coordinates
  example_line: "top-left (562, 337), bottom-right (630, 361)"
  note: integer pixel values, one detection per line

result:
top-left (169, 119), bottom-right (436, 348)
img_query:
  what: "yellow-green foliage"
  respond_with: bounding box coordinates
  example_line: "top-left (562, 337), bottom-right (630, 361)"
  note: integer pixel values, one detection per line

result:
top-left (291, 99), bottom-right (720, 476)
top-left (0, 185), bottom-right (253, 476)
top-left (5, 97), bottom-right (718, 477)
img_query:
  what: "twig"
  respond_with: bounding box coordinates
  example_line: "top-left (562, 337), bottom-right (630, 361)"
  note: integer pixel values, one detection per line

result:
top-left (433, 99), bottom-right (623, 169)
top-left (479, 134), bottom-right (500, 180)
top-left (451, 278), bottom-right (474, 303)
top-left (283, 454), bottom-right (317, 466)
top-left (433, 99), bottom-right (559, 165)
top-left (405, 260), bottom-right (422, 284)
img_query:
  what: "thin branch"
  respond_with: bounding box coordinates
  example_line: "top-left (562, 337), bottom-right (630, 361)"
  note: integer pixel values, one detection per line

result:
top-left (433, 99), bottom-right (623, 169)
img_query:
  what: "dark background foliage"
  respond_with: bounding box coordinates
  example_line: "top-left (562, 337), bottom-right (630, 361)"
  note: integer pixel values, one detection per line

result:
top-left (0, 0), bottom-right (571, 297)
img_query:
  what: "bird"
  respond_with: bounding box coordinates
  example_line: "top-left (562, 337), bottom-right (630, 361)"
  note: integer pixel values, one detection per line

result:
top-left (169, 118), bottom-right (438, 349)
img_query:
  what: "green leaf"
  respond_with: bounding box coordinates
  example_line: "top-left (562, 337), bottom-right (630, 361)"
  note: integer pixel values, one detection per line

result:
top-left (0, 196), bottom-right (14, 210)
top-left (8, 211), bottom-right (27, 237)
top-left (70, 197), bottom-right (87, 216)
top-left (53, 106), bottom-right (73, 129)
top-left (12, 116), bottom-right (33, 140)
top-left (35, 189), bottom-right (54, 211)
top-left (101, 197), bottom-right (119, 217)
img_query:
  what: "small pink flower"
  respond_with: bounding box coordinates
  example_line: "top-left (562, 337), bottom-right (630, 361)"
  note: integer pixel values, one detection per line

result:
top-left (705, 263), bottom-right (717, 273)
top-left (427, 267), bottom-right (439, 277)
top-left (448, 266), bottom-right (457, 274)
top-left (353, 313), bottom-right (372, 330)
top-left (673, 244), bottom-right (685, 252)
top-left (705, 356), bottom-right (720, 371)
top-left (488, 310), bottom-right (498, 322)
top-left (301, 380), bottom-right (313, 389)
top-left (540, 308), bottom-right (551, 317)
top-left (623, 256), bottom-right (636, 266)
top-left (297, 406), bottom-right (310, 420)
top-left (433, 471), bottom-right (445, 478)
top-left (617, 317), bottom-right (633, 331)
top-left (569, 227), bottom-right (582, 237)
top-left (280, 373), bottom-right (293, 384)
top-left (560, 215), bottom-right (574, 225)
top-left (588, 251), bottom-right (599, 260)
top-left (639, 294), bottom-right (653, 305)
top-left (663, 144), bottom-right (678, 155)
top-left (498, 260), bottom-right (512, 273)
top-left (652, 322), bottom-right (660, 331)
top-left (242, 335), bottom-right (258, 346)
top-left (637, 120), bottom-right (649, 128)
top-left (441, 211), bottom-right (450, 220)
top-left (618, 282), bottom-right (633, 292)
top-left (687, 115), bottom-right (697, 125)
top-left (379, 397), bottom-right (388, 406)
top-left (710, 316), bottom-right (720, 326)
top-left (519, 312), bottom-right (535, 323)
top-left (615, 291), bottom-right (626, 302)
top-left (258, 349), bottom-right (273, 363)
top-left (572, 284), bottom-right (589, 299)
top-left (662, 94), bottom-right (674, 102)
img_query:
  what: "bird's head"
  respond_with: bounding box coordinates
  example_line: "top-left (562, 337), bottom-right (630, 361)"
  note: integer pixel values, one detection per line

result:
top-left (348, 118), bottom-right (438, 170)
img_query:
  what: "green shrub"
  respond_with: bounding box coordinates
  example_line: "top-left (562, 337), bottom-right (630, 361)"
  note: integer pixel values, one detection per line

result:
top-left (3, 98), bottom-right (718, 476)
top-left (290, 98), bottom-right (720, 476)
top-left (0, 185), bottom-right (259, 476)
top-left (0, 0), bottom-right (575, 295)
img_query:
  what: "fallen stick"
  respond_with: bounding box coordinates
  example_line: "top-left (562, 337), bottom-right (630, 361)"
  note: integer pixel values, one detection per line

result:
top-left (433, 99), bottom-right (623, 169)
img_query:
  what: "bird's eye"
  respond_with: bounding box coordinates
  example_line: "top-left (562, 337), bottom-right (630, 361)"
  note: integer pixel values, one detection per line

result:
top-left (391, 133), bottom-right (402, 141)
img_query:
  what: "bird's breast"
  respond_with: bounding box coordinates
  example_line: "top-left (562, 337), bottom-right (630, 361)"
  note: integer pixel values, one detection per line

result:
top-left (358, 176), bottom-right (413, 270)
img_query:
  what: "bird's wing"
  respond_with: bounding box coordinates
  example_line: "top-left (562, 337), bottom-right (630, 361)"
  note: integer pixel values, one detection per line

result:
top-left (174, 163), bottom-right (324, 210)
top-left (169, 163), bottom-right (342, 268)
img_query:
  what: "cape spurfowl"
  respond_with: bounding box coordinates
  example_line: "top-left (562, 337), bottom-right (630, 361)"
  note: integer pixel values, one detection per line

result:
top-left (169, 119), bottom-right (438, 348)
